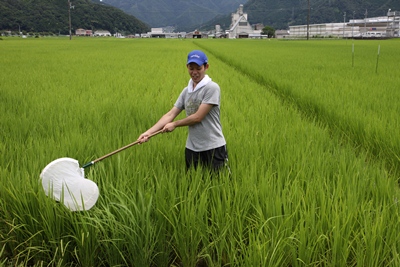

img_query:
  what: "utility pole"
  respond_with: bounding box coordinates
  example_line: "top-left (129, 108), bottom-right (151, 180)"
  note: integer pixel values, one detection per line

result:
top-left (307, 0), bottom-right (310, 40)
top-left (364, 9), bottom-right (367, 37)
top-left (343, 12), bottom-right (346, 38)
top-left (387, 9), bottom-right (391, 37)
top-left (351, 11), bottom-right (355, 38)
top-left (68, 0), bottom-right (74, 40)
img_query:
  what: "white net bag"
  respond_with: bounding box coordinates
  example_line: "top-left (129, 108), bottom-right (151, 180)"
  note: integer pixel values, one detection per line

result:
top-left (39, 130), bottom-right (162, 211)
top-left (40, 157), bottom-right (99, 211)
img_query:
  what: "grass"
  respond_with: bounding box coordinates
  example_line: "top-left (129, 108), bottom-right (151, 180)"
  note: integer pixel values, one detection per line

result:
top-left (198, 38), bottom-right (400, 175)
top-left (1, 37), bottom-right (400, 266)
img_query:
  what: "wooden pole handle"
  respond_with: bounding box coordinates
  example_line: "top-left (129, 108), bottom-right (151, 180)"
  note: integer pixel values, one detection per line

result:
top-left (82, 130), bottom-right (163, 168)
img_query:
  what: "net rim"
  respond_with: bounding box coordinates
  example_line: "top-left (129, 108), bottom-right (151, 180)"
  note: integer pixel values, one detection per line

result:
top-left (40, 157), bottom-right (80, 179)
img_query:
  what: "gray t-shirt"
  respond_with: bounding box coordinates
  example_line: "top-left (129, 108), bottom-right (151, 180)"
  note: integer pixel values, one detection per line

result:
top-left (174, 80), bottom-right (226, 152)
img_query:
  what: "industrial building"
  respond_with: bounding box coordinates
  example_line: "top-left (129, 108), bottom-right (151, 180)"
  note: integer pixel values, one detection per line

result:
top-left (145, 27), bottom-right (186, 38)
top-left (289, 10), bottom-right (399, 38)
top-left (226, 4), bottom-right (262, 39)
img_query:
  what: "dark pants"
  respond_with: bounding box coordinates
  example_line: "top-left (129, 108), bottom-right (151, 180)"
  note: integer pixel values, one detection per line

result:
top-left (185, 145), bottom-right (229, 172)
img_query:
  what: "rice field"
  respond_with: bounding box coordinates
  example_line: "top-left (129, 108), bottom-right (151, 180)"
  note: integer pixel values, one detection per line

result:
top-left (1, 37), bottom-right (400, 267)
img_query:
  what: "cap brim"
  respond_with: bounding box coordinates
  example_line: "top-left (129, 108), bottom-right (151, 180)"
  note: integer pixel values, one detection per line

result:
top-left (187, 59), bottom-right (205, 65)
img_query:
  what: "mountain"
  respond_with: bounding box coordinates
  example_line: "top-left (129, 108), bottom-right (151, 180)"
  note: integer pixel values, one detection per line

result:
top-left (98, 0), bottom-right (399, 31)
top-left (201, 0), bottom-right (400, 30)
top-left (0, 0), bottom-right (149, 35)
top-left (1, 0), bottom-right (398, 34)
top-left (94, 0), bottom-right (247, 31)
top-left (243, 0), bottom-right (400, 29)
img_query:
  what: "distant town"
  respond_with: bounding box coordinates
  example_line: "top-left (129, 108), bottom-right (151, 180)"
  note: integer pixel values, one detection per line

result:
top-left (83, 6), bottom-right (399, 39)
top-left (3, 5), bottom-right (399, 39)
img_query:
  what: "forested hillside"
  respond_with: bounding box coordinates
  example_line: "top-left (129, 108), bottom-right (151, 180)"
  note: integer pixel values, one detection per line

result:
top-left (1, 0), bottom-right (398, 34)
top-left (245, 0), bottom-right (399, 29)
top-left (95, 0), bottom-right (246, 31)
top-left (0, 0), bottom-right (149, 35)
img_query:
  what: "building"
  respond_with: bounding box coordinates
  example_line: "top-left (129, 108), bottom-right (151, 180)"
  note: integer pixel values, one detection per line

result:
top-left (275, 30), bottom-right (290, 39)
top-left (114, 32), bottom-right (125, 38)
top-left (387, 10), bottom-right (400, 37)
top-left (75, 28), bottom-right (92, 36)
top-left (94, 30), bottom-right (111, 37)
top-left (289, 10), bottom-right (399, 38)
top-left (289, 23), bottom-right (356, 38)
top-left (186, 30), bottom-right (208, 39)
top-left (226, 4), bottom-right (261, 39)
top-left (214, 25), bottom-right (227, 38)
top-left (347, 12), bottom-right (399, 38)
top-left (75, 28), bottom-right (85, 36)
top-left (147, 27), bottom-right (186, 38)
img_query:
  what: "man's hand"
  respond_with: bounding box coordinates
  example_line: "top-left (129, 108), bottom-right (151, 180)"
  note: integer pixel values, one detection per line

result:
top-left (137, 132), bottom-right (150, 143)
top-left (163, 122), bottom-right (177, 133)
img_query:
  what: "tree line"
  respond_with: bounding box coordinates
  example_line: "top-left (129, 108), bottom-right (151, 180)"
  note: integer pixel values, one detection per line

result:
top-left (0, 0), bottom-right (150, 35)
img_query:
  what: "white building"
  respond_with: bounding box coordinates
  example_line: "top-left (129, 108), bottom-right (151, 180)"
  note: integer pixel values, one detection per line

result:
top-left (289, 23), bottom-right (357, 38)
top-left (147, 27), bottom-right (186, 38)
top-left (94, 30), bottom-right (111, 37)
top-left (226, 4), bottom-right (261, 39)
top-left (289, 10), bottom-right (399, 38)
top-left (387, 11), bottom-right (400, 37)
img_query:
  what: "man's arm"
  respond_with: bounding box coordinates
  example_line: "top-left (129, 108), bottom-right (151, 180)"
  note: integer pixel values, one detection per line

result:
top-left (163, 103), bottom-right (213, 132)
top-left (138, 106), bottom-right (182, 142)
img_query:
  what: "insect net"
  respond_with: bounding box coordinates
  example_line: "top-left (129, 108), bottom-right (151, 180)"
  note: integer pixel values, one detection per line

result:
top-left (40, 157), bottom-right (99, 211)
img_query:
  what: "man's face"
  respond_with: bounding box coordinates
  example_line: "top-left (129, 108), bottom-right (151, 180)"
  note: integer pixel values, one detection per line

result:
top-left (187, 62), bottom-right (208, 84)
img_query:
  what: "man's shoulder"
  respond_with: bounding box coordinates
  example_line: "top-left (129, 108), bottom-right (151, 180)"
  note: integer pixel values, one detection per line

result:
top-left (180, 86), bottom-right (189, 94)
top-left (205, 80), bottom-right (220, 90)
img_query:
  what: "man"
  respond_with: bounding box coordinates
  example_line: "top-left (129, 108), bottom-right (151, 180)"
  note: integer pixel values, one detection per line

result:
top-left (138, 50), bottom-right (228, 172)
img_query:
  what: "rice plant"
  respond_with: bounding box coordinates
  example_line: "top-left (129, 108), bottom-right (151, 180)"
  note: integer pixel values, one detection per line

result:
top-left (1, 37), bottom-right (400, 266)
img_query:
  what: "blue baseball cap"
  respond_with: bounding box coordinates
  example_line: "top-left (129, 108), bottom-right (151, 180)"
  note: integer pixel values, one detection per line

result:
top-left (187, 50), bottom-right (208, 66)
